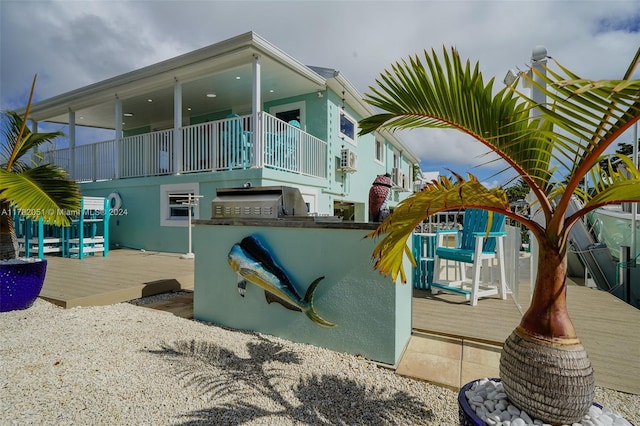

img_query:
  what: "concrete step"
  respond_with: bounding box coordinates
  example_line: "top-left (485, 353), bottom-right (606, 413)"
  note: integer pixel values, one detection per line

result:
top-left (396, 331), bottom-right (502, 390)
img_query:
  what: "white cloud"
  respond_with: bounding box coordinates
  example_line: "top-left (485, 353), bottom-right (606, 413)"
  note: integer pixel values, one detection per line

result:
top-left (2, 0), bottom-right (639, 183)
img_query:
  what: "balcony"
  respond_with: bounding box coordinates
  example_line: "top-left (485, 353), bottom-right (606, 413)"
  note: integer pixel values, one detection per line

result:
top-left (44, 112), bottom-right (328, 182)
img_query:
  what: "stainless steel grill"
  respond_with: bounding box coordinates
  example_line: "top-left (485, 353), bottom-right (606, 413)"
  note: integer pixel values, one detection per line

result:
top-left (212, 185), bottom-right (309, 219)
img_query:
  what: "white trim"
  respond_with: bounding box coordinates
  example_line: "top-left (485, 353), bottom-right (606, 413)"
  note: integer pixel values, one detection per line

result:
top-left (173, 80), bottom-right (183, 174)
top-left (374, 138), bottom-right (385, 165)
top-left (338, 107), bottom-right (357, 146)
top-left (160, 182), bottom-right (200, 227)
top-left (269, 100), bottom-right (306, 129)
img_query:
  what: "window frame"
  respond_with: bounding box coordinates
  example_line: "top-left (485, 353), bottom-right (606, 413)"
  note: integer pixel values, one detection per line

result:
top-left (374, 138), bottom-right (385, 164)
top-left (160, 183), bottom-right (200, 227)
top-left (338, 108), bottom-right (357, 146)
top-left (269, 101), bottom-right (306, 128)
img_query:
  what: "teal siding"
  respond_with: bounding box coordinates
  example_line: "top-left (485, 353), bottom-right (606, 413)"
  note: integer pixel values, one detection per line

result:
top-left (123, 126), bottom-right (151, 137)
top-left (190, 109), bottom-right (233, 125)
top-left (79, 169), bottom-right (330, 252)
top-left (265, 93), bottom-right (327, 140)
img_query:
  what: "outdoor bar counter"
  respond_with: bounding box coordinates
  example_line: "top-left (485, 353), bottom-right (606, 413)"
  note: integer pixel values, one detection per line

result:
top-left (192, 217), bottom-right (413, 366)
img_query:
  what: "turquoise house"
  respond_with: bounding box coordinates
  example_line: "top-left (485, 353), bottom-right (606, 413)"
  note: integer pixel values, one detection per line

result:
top-left (20, 32), bottom-right (419, 254)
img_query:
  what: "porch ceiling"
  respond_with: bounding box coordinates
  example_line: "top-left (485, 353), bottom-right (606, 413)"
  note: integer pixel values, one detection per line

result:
top-left (26, 33), bottom-right (326, 130)
top-left (42, 55), bottom-right (324, 130)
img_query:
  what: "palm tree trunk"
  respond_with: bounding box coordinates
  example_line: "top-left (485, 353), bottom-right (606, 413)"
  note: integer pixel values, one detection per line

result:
top-left (521, 241), bottom-right (576, 339)
top-left (0, 200), bottom-right (19, 260)
top-left (499, 240), bottom-right (595, 425)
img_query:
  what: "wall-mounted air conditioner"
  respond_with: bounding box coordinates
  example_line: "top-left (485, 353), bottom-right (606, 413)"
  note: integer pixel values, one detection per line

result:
top-left (340, 148), bottom-right (357, 172)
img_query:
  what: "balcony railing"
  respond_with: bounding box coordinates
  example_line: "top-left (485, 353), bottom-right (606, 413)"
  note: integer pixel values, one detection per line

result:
top-left (43, 112), bottom-right (328, 182)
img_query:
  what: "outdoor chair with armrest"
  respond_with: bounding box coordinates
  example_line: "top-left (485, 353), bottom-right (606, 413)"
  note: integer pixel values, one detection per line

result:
top-left (221, 114), bottom-right (252, 168)
top-left (431, 209), bottom-right (508, 306)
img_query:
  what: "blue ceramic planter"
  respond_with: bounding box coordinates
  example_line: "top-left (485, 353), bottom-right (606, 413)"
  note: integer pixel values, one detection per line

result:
top-left (0, 259), bottom-right (47, 312)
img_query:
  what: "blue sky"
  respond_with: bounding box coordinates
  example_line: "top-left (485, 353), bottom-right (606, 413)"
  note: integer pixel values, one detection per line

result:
top-left (2, 0), bottom-right (640, 188)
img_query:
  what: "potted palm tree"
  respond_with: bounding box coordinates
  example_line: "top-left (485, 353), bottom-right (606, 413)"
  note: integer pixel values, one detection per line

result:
top-left (0, 75), bottom-right (81, 312)
top-left (359, 47), bottom-right (640, 425)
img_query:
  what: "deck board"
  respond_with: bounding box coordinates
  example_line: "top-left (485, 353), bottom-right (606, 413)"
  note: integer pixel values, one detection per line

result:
top-left (38, 248), bottom-right (639, 395)
top-left (40, 249), bottom-right (194, 308)
top-left (411, 256), bottom-right (640, 395)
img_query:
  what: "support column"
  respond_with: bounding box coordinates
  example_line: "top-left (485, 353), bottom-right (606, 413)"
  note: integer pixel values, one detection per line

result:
top-left (30, 120), bottom-right (39, 165)
top-left (174, 79), bottom-right (183, 174)
top-left (115, 97), bottom-right (122, 179)
top-left (528, 45), bottom-right (547, 296)
top-left (530, 45), bottom-right (547, 119)
top-left (252, 54), bottom-right (262, 168)
top-left (69, 110), bottom-right (76, 180)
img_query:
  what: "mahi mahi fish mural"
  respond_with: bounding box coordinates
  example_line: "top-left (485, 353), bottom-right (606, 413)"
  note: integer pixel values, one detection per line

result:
top-left (227, 235), bottom-right (336, 327)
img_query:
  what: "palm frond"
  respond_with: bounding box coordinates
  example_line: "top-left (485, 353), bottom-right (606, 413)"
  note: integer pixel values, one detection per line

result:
top-left (1, 111), bottom-right (63, 170)
top-left (518, 55), bottom-right (640, 175)
top-left (585, 155), bottom-right (640, 206)
top-left (368, 173), bottom-right (511, 283)
top-left (0, 165), bottom-right (81, 226)
top-left (359, 46), bottom-right (558, 217)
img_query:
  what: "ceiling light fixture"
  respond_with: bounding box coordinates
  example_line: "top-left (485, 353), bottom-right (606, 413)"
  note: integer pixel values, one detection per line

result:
top-left (123, 112), bottom-right (134, 117)
top-left (235, 76), bottom-right (241, 80)
top-left (147, 99), bottom-right (153, 102)
top-left (206, 93), bottom-right (217, 98)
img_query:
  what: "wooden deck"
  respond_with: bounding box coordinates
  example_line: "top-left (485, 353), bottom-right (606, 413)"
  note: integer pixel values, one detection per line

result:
top-left (38, 249), bottom-right (639, 395)
top-left (408, 256), bottom-right (640, 395)
top-left (40, 249), bottom-right (194, 308)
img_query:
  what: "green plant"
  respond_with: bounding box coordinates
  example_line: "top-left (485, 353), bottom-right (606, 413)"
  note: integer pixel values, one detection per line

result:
top-left (0, 75), bottom-right (81, 260)
top-left (359, 47), bottom-right (640, 424)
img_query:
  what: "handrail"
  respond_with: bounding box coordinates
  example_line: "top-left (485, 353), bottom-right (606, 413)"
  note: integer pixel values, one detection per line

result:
top-left (42, 113), bottom-right (328, 181)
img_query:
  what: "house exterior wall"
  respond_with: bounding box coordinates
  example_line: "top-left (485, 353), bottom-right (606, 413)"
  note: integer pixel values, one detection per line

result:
top-left (78, 84), bottom-right (415, 253)
top-left (79, 168), bottom-right (328, 253)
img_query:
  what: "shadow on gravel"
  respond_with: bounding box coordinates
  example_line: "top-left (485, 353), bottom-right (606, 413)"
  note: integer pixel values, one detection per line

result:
top-left (148, 335), bottom-right (434, 425)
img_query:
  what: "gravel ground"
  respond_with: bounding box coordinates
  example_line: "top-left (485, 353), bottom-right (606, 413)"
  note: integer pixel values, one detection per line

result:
top-left (1, 298), bottom-right (638, 426)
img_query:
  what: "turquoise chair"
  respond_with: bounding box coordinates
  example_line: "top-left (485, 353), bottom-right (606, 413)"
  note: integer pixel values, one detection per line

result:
top-left (431, 209), bottom-right (508, 305)
top-left (284, 120), bottom-right (301, 170)
top-left (221, 114), bottom-right (251, 168)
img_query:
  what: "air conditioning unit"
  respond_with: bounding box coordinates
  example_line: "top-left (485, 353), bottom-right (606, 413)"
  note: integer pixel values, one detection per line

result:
top-left (340, 148), bottom-right (357, 172)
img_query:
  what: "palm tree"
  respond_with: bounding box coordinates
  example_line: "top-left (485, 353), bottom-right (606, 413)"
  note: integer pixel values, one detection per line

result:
top-left (0, 75), bottom-right (81, 260)
top-left (359, 47), bottom-right (640, 425)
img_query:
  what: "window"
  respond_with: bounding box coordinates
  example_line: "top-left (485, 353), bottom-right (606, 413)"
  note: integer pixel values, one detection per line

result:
top-left (270, 101), bottom-right (306, 128)
top-left (339, 109), bottom-right (357, 145)
top-left (160, 183), bottom-right (200, 227)
top-left (375, 138), bottom-right (384, 163)
top-left (168, 193), bottom-right (194, 218)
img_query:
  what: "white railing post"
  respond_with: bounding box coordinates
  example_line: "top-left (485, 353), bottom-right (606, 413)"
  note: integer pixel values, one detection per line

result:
top-left (143, 133), bottom-right (150, 176)
top-left (30, 120), bottom-right (39, 165)
top-left (91, 143), bottom-right (97, 181)
top-left (68, 110), bottom-right (76, 179)
top-left (173, 79), bottom-right (183, 174)
top-left (115, 98), bottom-right (122, 179)
top-left (252, 54), bottom-right (262, 168)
